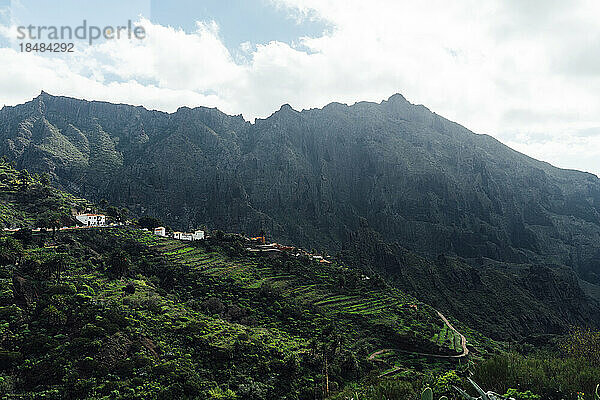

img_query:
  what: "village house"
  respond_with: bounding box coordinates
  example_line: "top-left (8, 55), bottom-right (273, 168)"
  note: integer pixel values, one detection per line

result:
top-left (154, 227), bottom-right (166, 237)
top-left (173, 230), bottom-right (205, 241)
top-left (173, 232), bottom-right (192, 241)
top-left (76, 214), bottom-right (106, 227)
top-left (251, 236), bottom-right (266, 244)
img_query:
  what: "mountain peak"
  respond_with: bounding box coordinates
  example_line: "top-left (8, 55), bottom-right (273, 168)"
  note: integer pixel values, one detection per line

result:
top-left (37, 90), bottom-right (53, 99)
top-left (279, 103), bottom-right (296, 112)
top-left (386, 93), bottom-right (408, 104)
top-left (263, 103), bottom-right (298, 121)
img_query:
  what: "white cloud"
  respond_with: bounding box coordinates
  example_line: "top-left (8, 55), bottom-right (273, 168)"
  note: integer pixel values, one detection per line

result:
top-left (1, 1), bottom-right (600, 175)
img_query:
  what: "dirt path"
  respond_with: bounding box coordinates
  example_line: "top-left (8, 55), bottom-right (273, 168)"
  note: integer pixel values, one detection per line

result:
top-left (367, 308), bottom-right (469, 377)
top-left (435, 310), bottom-right (469, 357)
top-left (378, 366), bottom-right (402, 377)
top-left (368, 349), bottom-right (392, 360)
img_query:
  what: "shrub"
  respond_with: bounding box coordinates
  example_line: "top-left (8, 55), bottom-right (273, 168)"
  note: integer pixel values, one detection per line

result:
top-left (472, 352), bottom-right (600, 400)
top-left (123, 282), bottom-right (135, 294)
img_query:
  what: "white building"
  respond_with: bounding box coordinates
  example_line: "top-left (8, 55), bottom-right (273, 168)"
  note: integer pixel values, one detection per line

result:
top-left (181, 233), bottom-right (193, 241)
top-left (173, 230), bottom-right (205, 241)
top-left (173, 232), bottom-right (193, 241)
top-left (154, 227), bottom-right (166, 237)
top-left (76, 214), bottom-right (106, 226)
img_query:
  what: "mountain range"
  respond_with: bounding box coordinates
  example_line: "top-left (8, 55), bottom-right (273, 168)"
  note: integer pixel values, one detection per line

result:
top-left (2, 91), bottom-right (599, 339)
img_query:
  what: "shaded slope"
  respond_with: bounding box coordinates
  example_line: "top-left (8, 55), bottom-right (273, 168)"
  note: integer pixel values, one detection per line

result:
top-left (2, 92), bottom-right (600, 338)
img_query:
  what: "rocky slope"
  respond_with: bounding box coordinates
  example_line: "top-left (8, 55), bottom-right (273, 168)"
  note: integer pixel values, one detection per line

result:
top-left (1, 92), bottom-right (599, 337)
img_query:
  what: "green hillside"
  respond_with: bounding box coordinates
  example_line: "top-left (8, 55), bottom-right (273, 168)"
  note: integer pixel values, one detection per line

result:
top-left (0, 167), bottom-right (500, 400)
top-left (0, 223), bottom-right (495, 399)
top-left (0, 158), bottom-right (89, 229)
top-left (1, 164), bottom-right (599, 400)
top-left (2, 93), bottom-right (600, 340)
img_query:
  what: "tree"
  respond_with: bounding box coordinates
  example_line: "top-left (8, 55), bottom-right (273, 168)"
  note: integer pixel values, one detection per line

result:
top-left (137, 216), bottom-right (162, 230)
top-left (259, 229), bottom-right (266, 244)
top-left (123, 281), bottom-right (135, 294)
top-left (0, 237), bottom-right (24, 266)
top-left (37, 211), bottom-right (61, 238)
top-left (43, 254), bottom-right (68, 283)
top-left (13, 228), bottom-right (33, 246)
top-left (315, 323), bottom-right (343, 398)
top-left (18, 170), bottom-right (30, 192)
top-left (119, 207), bottom-right (129, 223)
top-left (106, 206), bottom-right (119, 219)
top-left (107, 206), bottom-right (128, 224)
top-left (106, 251), bottom-right (131, 278)
top-left (203, 297), bottom-right (225, 315)
top-left (40, 173), bottom-right (51, 187)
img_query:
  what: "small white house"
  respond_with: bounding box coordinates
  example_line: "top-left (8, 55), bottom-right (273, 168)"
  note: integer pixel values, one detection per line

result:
top-left (173, 232), bottom-right (193, 241)
top-left (154, 227), bottom-right (166, 237)
top-left (181, 233), bottom-right (193, 241)
top-left (76, 214), bottom-right (106, 226)
top-left (173, 230), bottom-right (204, 241)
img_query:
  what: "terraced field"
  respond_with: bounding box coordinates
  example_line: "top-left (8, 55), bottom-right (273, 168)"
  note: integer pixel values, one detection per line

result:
top-left (112, 229), bottom-right (451, 353)
top-left (83, 226), bottom-right (482, 383)
top-left (435, 323), bottom-right (463, 353)
top-left (153, 237), bottom-right (411, 317)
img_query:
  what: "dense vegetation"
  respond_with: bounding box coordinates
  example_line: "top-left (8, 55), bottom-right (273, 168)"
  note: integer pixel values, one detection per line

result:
top-left (1, 163), bottom-right (599, 399)
top-left (0, 157), bottom-right (88, 229)
top-left (0, 224), bottom-right (480, 399)
top-left (339, 224), bottom-right (598, 339)
top-left (0, 171), bottom-right (480, 398)
top-left (1, 92), bottom-right (599, 340)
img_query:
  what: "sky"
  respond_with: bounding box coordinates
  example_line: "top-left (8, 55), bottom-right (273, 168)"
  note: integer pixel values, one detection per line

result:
top-left (1, 0), bottom-right (600, 176)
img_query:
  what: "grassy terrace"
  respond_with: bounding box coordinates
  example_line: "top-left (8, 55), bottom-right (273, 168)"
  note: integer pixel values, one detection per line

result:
top-left (113, 228), bottom-right (460, 356)
top-left (0, 227), bottom-right (319, 398)
top-left (0, 225), bottom-right (482, 398)
top-left (434, 324), bottom-right (462, 353)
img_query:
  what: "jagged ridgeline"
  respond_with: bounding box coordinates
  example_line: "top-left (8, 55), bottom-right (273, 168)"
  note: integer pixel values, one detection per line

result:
top-left (1, 92), bottom-right (600, 340)
top-left (0, 175), bottom-right (497, 398)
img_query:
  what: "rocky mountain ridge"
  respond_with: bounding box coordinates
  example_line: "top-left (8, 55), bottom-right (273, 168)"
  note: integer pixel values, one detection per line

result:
top-left (2, 91), bottom-right (600, 337)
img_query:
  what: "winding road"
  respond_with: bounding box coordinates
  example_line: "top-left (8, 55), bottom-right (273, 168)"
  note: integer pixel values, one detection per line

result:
top-left (368, 308), bottom-right (468, 377)
top-left (435, 310), bottom-right (468, 357)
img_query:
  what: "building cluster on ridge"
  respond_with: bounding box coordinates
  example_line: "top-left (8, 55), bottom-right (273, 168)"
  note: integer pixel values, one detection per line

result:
top-left (153, 226), bottom-right (205, 241)
top-left (245, 235), bottom-right (332, 264)
top-left (152, 227), bottom-right (331, 263)
top-left (73, 212), bottom-right (325, 263)
top-left (75, 213), bottom-right (107, 226)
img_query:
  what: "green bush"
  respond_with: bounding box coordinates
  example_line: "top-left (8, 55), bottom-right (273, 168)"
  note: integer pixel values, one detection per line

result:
top-left (504, 388), bottom-right (541, 399)
top-left (472, 352), bottom-right (600, 400)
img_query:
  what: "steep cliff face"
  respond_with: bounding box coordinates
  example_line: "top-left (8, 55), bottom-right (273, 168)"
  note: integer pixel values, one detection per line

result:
top-left (338, 224), bottom-right (600, 338)
top-left (1, 92), bottom-right (600, 337)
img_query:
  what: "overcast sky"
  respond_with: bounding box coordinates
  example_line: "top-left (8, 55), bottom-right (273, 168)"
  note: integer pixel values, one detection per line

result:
top-left (1, 0), bottom-right (600, 176)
